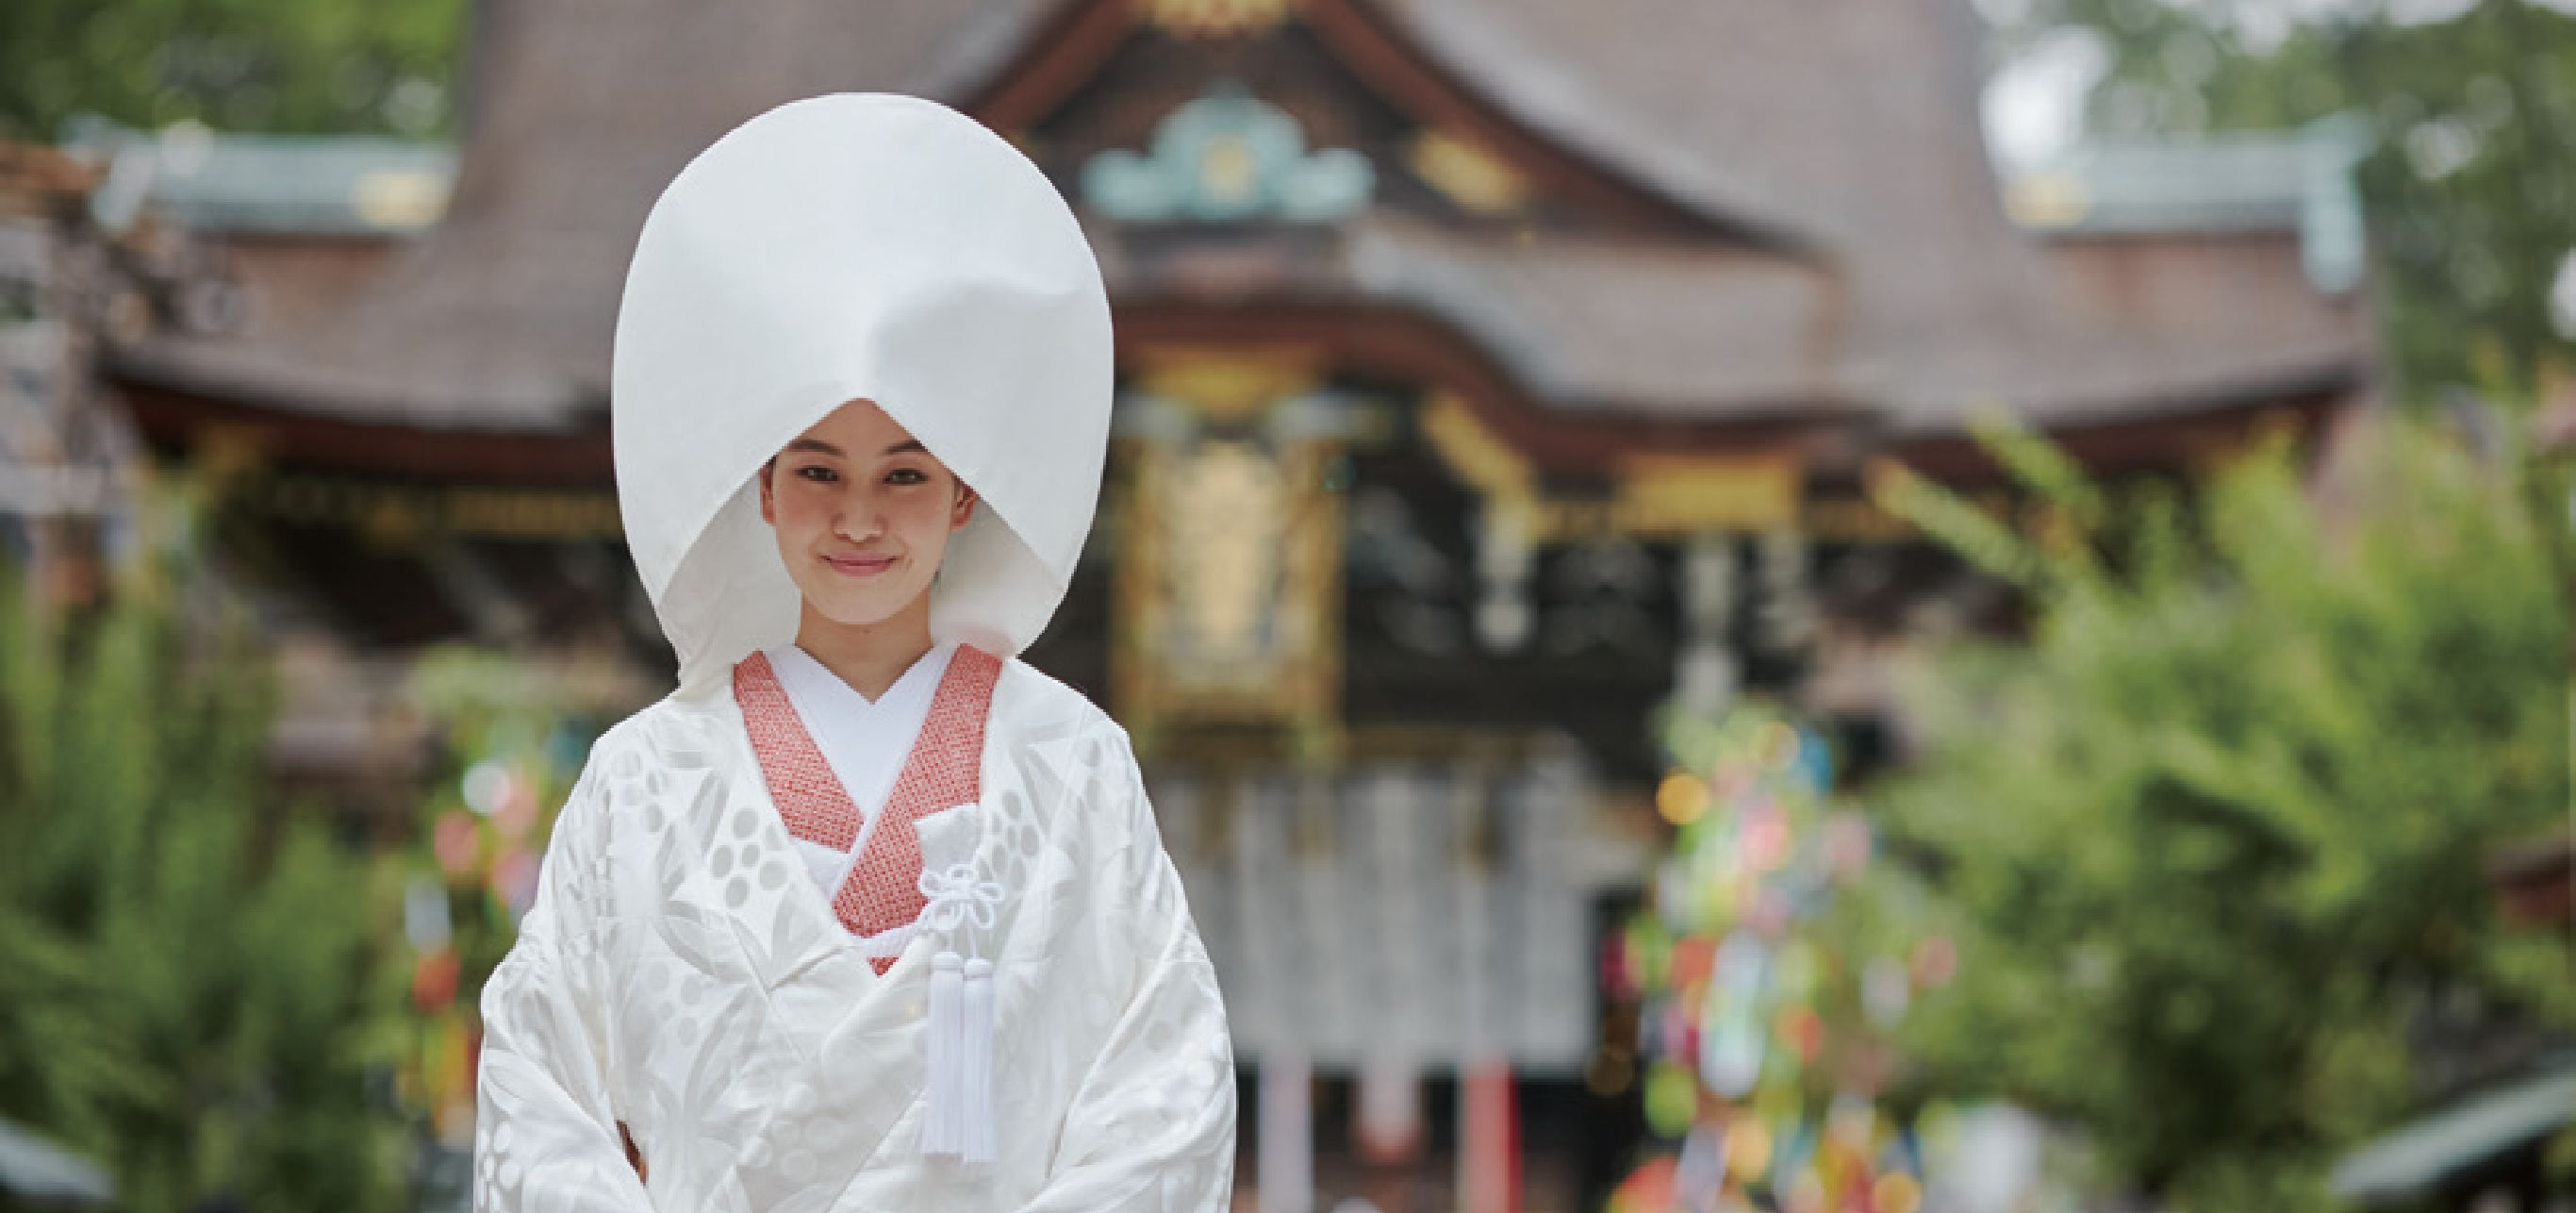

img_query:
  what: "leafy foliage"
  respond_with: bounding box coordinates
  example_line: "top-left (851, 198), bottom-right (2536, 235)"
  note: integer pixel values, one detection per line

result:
top-left (0, 0), bottom-right (466, 139)
top-left (1871, 416), bottom-right (2571, 1207)
top-left (0, 514), bottom-right (411, 1212)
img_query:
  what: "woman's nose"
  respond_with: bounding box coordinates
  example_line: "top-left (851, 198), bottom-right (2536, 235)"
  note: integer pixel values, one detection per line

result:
top-left (834, 491), bottom-right (886, 541)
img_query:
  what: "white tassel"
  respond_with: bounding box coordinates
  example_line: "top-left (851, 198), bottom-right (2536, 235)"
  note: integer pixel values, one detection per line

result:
top-left (920, 951), bottom-right (966, 1157)
top-left (957, 957), bottom-right (997, 1164)
top-left (916, 861), bottom-right (1004, 1165)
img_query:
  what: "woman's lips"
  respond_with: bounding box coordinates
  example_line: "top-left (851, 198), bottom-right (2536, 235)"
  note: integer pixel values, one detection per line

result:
top-left (821, 553), bottom-right (899, 577)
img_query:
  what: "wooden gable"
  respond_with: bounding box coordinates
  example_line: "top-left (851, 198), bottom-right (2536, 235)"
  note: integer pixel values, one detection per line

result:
top-left (966, 0), bottom-right (1792, 246)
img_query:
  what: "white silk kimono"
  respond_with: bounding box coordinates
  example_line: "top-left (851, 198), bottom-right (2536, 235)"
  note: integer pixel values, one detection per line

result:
top-left (472, 93), bottom-right (1237, 1212)
top-left (474, 654), bottom-right (1234, 1212)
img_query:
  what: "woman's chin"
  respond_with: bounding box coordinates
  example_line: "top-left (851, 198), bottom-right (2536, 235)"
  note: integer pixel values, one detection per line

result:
top-left (801, 587), bottom-right (922, 630)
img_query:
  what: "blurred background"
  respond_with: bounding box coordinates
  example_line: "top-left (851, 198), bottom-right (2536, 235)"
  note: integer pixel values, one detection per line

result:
top-left (3, 0), bottom-right (2574, 1210)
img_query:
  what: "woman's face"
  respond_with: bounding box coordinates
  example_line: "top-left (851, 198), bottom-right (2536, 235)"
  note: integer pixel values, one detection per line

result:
top-left (758, 399), bottom-right (975, 628)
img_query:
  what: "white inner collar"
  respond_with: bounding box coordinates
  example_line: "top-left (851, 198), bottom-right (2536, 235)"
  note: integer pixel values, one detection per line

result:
top-left (763, 640), bottom-right (956, 890)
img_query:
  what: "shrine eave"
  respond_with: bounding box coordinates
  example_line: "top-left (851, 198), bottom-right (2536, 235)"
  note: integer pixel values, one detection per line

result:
top-left (1884, 370), bottom-right (2361, 486)
top-left (1115, 295), bottom-right (1870, 473)
top-left (109, 305), bottom-right (2361, 497)
top-left (113, 373), bottom-right (613, 487)
top-left (104, 332), bottom-right (605, 433)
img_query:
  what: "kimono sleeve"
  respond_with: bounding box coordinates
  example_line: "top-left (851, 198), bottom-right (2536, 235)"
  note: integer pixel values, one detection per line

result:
top-left (472, 756), bottom-right (653, 1212)
top-left (1019, 730), bottom-right (1238, 1213)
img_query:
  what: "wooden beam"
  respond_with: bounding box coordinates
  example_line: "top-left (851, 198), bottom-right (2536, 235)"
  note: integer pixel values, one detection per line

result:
top-left (966, 0), bottom-right (1143, 133)
top-left (1115, 296), bottom-right (1855, 475)
top-left (115, 381), bottom-right (614, 486)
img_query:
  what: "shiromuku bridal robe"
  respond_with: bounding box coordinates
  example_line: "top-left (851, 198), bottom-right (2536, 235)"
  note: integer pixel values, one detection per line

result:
top-left (471, 94), bottom-right (1238, 1213)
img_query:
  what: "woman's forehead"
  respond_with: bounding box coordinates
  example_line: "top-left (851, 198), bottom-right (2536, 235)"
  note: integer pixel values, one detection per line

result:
top-left (792, 398), bottom-right (921, 450)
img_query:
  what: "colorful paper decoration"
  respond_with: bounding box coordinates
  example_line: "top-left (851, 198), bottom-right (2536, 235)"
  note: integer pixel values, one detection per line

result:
top-left (1606, 700), bottom-right (1948, 1211)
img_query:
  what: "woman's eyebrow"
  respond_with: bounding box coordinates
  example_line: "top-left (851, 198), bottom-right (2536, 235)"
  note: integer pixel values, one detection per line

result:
top-left (784, 439), bottom-right (843, 457)
top-left (883, 440), bottom-right (926, 456)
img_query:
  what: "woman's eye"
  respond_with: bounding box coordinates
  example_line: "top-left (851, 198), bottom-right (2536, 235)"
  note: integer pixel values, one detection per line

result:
top-left (795, 465), bottom-right (839, 483)
top-left (885, 467), bottom-right (930, 486)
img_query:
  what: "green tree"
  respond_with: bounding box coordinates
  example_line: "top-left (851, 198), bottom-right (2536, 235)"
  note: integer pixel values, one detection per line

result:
top-left (0, 0), bottom-right (467, 140)
top-left (1989, 0), bottom-right (2576, 402)
top-left (0, 510), bottom-right (413, 1211)
top-left (1870, 416), bottom-right (2571, 1209)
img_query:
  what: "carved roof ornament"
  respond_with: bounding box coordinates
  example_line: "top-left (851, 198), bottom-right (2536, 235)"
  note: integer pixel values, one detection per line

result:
top-left (1406, 130), bottom-right (1529, 218)
top-left (1141, 0), bottom-right (1295, 39)
top-left (1082, 83), bottom-right (1373, 224)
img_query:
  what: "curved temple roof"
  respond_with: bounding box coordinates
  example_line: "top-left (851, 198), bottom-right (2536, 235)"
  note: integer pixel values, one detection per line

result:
top-left (110, 0), bottom-right (2369, 452)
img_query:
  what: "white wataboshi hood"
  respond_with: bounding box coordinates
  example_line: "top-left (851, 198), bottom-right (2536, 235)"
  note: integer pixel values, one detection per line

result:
top-left (611, 93), bottom-right (1114, 695)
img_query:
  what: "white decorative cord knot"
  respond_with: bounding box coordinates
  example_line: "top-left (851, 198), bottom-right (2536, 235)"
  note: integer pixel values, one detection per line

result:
top-left (917, 862), bottom-right (1003, 938)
